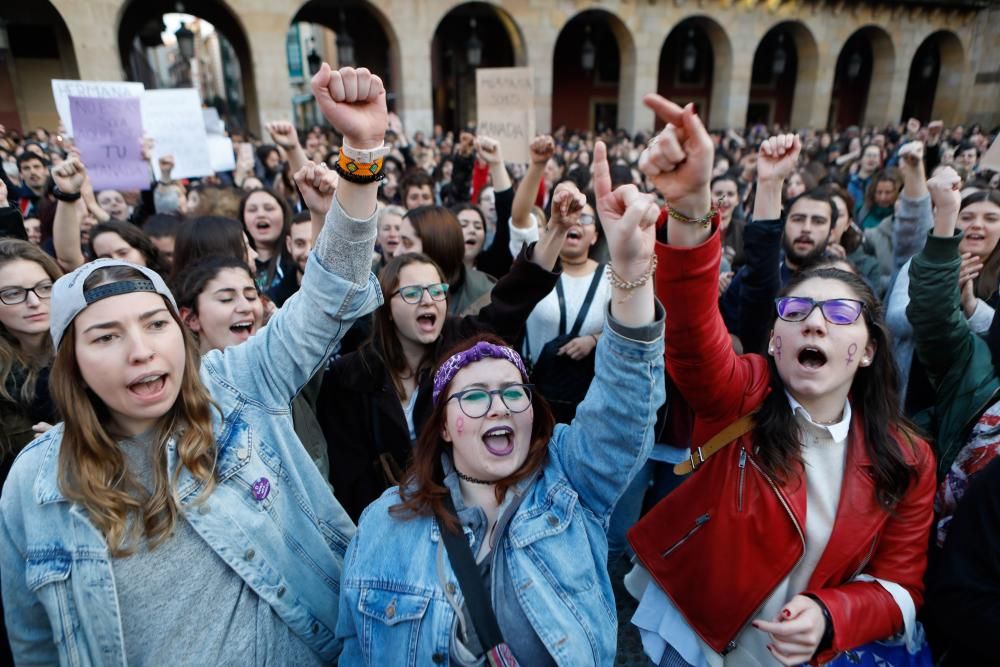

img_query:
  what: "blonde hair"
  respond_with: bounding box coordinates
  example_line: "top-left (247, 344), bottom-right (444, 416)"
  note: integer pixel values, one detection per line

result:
top-left (0, 239), bottom-right (61, 410)
top-left (50, 266), bottom-right (219, 556)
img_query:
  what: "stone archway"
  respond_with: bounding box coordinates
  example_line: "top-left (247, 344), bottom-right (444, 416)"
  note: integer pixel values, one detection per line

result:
top-left (657, 16), bottom-right (732, 130)
top-left (830, 25), bottom-right (894, 128)
top-left (902, 30), bottom-right (965, 125)
top-left (746, 21), bottom-right (819, 129)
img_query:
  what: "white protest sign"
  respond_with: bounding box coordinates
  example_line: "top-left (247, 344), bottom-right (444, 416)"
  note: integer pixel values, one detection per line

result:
top-left (980, 135), bottom-right (1000, 173)
top-left (476, 67), bottom-right (535, 164)
top-left (52, 79), bottom-right (145, 137)
top-left (208, 135), bottom-right (236, 172)
top-left (141, 88), bottom-right (213, 180)
top-left (203, 107), bottom-right (225, 136)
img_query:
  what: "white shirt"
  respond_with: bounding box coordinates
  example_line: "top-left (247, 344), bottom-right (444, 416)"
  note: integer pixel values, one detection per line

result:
top-left (522, 269), bottom-right (611, 364)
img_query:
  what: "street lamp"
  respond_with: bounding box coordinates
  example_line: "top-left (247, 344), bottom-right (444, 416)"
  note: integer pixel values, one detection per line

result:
top-left (337, 10), bottom-right (354, 66)
top-left (581, 25), bottom-right (596, 71)
top-left (466, 18), bottom-right (482, 67)
top-left (847, 51), bottom-right (863, 80)
top-left (921, 53), bottom-right (935, 79)
top-left (682, 29), bottom-right (698, 74)
top-left (307, 37), bottom-right (321, 76)
top-left (772, 33), bottom-right (787, 76)
top-left (175, 22), bottom-right (195, 60)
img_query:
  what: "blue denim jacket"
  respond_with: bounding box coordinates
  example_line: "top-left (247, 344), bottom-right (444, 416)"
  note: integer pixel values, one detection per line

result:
top-left (0, 200), bottom-right (382, 666)
top-left (336, 304), bottom-right (666, 666)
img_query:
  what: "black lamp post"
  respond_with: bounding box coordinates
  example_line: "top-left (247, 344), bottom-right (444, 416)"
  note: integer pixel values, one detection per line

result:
top-left (175, 22), bottom-right (195, 60)
top-left (847, 51), bottom-right (863, 80)
top-left (581, 25), bottom-right (596, 71)
top-left (682, 29), bottom-right (698, 74)
top-left (772, 33), bottom-right (787, 76)
top-left (466, 18), bottom-right (482, 67)
top-left (921, 53), bottom-right (935, 79)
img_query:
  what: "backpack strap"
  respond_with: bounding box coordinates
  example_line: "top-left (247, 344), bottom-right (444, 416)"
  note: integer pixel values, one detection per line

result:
top-left (567, 264), bottom-right (605, 339)
top-left (673, 410), bottom-right (758, 475)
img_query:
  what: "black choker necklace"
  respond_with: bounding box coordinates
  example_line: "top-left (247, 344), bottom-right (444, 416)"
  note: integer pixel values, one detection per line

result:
top-left (456, 470), bottom-right (495, 485)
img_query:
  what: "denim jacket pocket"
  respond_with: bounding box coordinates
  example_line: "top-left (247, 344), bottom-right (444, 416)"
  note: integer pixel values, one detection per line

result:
top-left (509, 483), bottom-right (597, 593)
top-left (26, 553), bottom-right (81, 646)
top-left (357, 586), bottom-right (433, 666)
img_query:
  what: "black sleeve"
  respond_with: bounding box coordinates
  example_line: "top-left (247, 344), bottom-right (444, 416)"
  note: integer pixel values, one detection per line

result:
top-left (924, 143), bottom-right (941, 177)
top-left (926, 457), bottom-right (1000, 662)
top-left (448, 153), bottom-right (475, 205)
top-left (0, 207), bottom-right (27, 241)
top-left (398, 144), bottom-right (416, 170)
top-left (735, 216), bottom-right (784, 355)
top-left (457, 244), bottom-right (559, 345)
top-left (474, 187), bottom-right (514, 279)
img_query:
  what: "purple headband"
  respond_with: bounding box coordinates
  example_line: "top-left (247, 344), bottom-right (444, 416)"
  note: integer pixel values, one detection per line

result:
top-left (432, 341), bottom-right (530, 405)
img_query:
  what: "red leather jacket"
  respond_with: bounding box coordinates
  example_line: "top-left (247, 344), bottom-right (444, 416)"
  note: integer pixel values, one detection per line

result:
top-left (629, 227), bottom-right (936, 664)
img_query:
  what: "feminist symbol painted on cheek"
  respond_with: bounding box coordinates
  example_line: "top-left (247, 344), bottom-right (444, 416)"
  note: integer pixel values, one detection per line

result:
top-left (847, 343), bottom-right (858, 366)
top-left (455, 416), bottom-right (465, 436)
top-left (774, 336), bottom-right (782, 360)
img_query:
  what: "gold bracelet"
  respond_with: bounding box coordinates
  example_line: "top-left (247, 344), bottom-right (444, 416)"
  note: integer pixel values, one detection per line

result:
top-left (668, 197), bottom-right (725, 229)
top-left (606, 254), bottom-right (658, 302)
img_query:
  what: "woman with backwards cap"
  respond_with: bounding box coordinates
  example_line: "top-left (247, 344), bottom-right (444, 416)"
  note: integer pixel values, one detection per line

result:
top-left (0, 64), bottom-right (384, 666)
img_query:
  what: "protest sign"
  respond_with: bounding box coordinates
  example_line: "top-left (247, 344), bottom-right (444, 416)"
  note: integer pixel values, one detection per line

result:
top-left (52, 80), bottom-right (144, 136)
top-left (68, 96), bottom-right (149, 192)
top-left (980, 135), bottom-right (1000, 173)
top-left (208, 135), bottom-right (236, 172)
top-left (203, 107), bottom-right (226, 136)
top-left (476, 67), bottom-right (535, 164)
top-left (141, 88), bottom-right (213, 180)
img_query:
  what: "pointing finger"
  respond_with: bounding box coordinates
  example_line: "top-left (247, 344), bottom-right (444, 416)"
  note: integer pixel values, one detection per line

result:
top-left (593, 141), bottom-right (612, 202)
top-left (644, 94), bottom-right (685, 127)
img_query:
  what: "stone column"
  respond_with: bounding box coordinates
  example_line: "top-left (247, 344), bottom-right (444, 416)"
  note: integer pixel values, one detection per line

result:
top-left (393, 8), bottom-right (434, 136)
top-left (620, 33), bottom-right (659, 133)
top-left (52, 0), bottom-right (125, 81)
top-left (241, 13), bottom-right (292, 136)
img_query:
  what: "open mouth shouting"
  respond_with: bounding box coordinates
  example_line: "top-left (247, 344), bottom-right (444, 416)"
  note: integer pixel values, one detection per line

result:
top-left (127, 372), bottom-right (168, 401)
top-left (416, 310), bottom-right (438, 334)
top-left (483, 425), bottom-right (514, 457)
top-left (229, 319), bottom-right (255, 340)
top-left (797, 346), bottom-right (828, 371)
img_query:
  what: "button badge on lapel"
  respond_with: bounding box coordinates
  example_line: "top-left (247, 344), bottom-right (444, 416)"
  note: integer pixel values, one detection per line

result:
top-left (252, 477), bottom-right (271, 502)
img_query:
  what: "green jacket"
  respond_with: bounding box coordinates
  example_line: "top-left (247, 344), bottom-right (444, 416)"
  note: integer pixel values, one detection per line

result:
top-left (907, 231), bottom-right (1000, 479)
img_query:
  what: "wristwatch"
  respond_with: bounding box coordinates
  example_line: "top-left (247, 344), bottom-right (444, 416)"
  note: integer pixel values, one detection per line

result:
top-left (340, 142), bottom-right (391, 164)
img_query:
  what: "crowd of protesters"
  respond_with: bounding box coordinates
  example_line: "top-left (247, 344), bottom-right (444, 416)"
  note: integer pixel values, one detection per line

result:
top-left (0, 59), bottom-right (997, 666)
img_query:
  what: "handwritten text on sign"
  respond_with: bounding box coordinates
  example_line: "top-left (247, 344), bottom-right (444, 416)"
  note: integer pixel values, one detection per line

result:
top-left (476, 67), bottom-right (535, 164)
top-left (52, 80), bottom-right (144, 137)
top-left (68, 96), bottom-right (150, 192)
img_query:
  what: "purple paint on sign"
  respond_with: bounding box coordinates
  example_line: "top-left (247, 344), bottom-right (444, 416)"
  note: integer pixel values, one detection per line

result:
top-left (252, 477), bottom-right (271, 501)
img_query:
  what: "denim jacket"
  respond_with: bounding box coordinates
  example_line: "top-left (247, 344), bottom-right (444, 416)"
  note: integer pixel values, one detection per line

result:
top-left (336, 303), bottom-right (666, 666)
top-left (0, 199), bottom-right (382, 666)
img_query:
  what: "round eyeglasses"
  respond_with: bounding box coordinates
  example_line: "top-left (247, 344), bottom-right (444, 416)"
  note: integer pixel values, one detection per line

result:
top-left (0, 282), bottom-right (53, 306)
top-left (447, 384), bottom-right (533, 419)
top-left (774, 297), bottom-right (864, 325)
top-left (392, 283), bottom-right (449, 304)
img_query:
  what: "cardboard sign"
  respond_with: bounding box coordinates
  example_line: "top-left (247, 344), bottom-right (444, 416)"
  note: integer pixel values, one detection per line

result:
top-left (141, 88), bottom-right (213, 180)
top-left (208, 135), bottom-right (236, 172)
top-left (203, 107), bottom-right (226, 136)
top-left (68, 96), bottom-right (150, 192)
top-left (476, 67), bottom-right (535, 164)
top-left (980, 135), bottom-right (1000, 173)
top-left (52, 79), bottom-right (144, 136)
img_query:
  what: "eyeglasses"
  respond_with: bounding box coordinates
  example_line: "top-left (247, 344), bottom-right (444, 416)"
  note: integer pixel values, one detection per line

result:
top-left (447, 383), bottom-right (533, 419)
top-left (0, 282), bottom-right (53, 305)
top-left (579, 214), bottom-right (596, 226)
top-left (774, 297), bottom-right (865, 325)
top-left (392, 283), bottom-right (449, 304)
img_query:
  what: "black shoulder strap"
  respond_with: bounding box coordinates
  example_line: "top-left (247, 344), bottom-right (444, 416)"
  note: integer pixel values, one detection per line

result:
top-left (568, 264), bottom-right (605, 339)
top-left (440, 494), bottom-right (505, 651)
top-left (555, 278), bottom-right (568, 336)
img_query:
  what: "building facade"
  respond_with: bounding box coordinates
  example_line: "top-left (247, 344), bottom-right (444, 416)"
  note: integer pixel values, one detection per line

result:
top-left (1, 0), bottom-right (998, 138)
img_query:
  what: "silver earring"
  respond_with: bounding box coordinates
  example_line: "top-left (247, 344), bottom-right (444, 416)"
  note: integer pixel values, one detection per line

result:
top-left (768, 347), bottom-right (775, 355)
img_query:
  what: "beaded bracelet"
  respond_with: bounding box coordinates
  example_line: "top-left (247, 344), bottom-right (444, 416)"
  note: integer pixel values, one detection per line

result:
top-left (334, 152), bottom-right (386, 184)
top-left (667, 197), bottom-right (725, 229)
top-left (606, 254), bottom-right (658, 302)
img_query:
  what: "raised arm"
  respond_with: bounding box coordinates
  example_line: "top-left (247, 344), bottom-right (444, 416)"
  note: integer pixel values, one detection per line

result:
top-left (50, 158), bottom-right (88, 272)
top-left (203, 65), bottom-right (386, 408)
top-left (643, 95), bottom-right (769, 435)
top-left (511, 135), bottom-right (552, 230)
top-left (266, 121), bottom-right (309, 179)
top-left (293, 161), bottom-right (340, 243)
top-left (547, 138), bottom-right (665, 517)
top-left (471, 136), bottom-right (515, 277)
top-left (892, 141), bottom-right (933, 273)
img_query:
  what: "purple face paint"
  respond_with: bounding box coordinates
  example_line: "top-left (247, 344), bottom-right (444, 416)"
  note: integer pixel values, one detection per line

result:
top-left (847, 343), bottom-right (858, 366)
top-left (456, 416), bottom-right (465, 436)
top-left (252, 477), bottom-right (271, 501)
top-left (774, 336), bottom-right (782, 360)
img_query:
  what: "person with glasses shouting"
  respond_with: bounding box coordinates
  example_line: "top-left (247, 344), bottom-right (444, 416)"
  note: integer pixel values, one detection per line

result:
top-left (628, 116), bottom-right (936, 667)
top-left (315, 183), bottom-right (585, 522)
top-left (335, 132), bottom-right (665, 666)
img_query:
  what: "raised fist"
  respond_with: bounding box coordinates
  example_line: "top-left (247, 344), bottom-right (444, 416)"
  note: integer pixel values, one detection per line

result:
top-left (756, 134), bottom-right (802, 184)
top-left (310, 64), bottom-right (387, 149)
top-left (475, 136), bottom-right (504, 165)
top-left (529, 135), bottom-right (555, 165)
top-left (265, 121), bottom-right (301, 149)
top-left (638, 96), bottom-right (714, 214)
top-left (927, 166), bottom-right (962, 216)
top-left (52, 157), bottom-right (88, 195)
top-left (898, 141), bottom-right (924, 171)
top-left (294, 161), bottom-right (339, 216)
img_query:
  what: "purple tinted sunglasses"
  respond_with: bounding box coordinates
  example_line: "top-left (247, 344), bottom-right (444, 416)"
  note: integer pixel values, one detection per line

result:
top-left (774, 297), bottom-right (865, 325)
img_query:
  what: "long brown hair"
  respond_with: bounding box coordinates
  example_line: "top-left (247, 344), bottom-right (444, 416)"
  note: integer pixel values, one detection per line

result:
top-left (403, 206), bottom-right (465, 284)
top-left (0, 239), bottom-right (61, 409)
top-left (752, 268), bottom-right (917, 509)
top-left (51, 266), bottom-right (220, 556)
top-left (391, 333), bottom-right (556, 531)
top-left (368, 253), bottom-right (446, 398)
top-left (963, 190), bottom-right (1000, 300)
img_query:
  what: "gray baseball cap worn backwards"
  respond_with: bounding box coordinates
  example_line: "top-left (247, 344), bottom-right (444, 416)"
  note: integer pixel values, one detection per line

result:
top-left (50, 259), bottom-right (177, 350)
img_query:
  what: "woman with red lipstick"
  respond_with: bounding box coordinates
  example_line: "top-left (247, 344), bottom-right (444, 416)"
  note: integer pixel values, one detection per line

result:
top-left (628, 99), bottom-right (936, 667)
